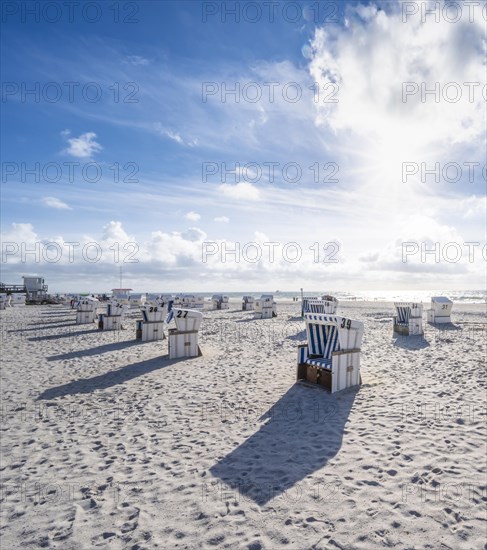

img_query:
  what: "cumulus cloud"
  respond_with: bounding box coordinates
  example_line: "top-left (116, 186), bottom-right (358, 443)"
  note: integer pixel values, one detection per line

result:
top-left (185, 211), bottom-right (201, 222)
top-left (63, 131), bottom-right (102, 159)
top-left (42, 197), bottom-right (71, 210)
top-left (308, 3), bottom-right (486, 150)
top-left (101, 220), bottom-right (133, 242)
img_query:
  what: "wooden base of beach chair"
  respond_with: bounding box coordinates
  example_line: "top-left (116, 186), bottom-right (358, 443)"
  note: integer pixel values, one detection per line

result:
top-left (297, 363), bottom-right (332, 391)
top-left (427, 310), bottom-right (451, 324)
top-left (98, 315), bottom-right (123, 330)
top-left (393, 320), bottom-right (423, 336)
top-left (168, 328), bottom-right (201, 359)
top-left (76, 311), bottom-right (96, 325)
top-left (135, 321), bottom-right (165, 342)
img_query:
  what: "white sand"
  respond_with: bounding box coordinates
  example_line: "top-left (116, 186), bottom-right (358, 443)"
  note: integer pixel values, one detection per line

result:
top-left (1, 301), bottom-right (485, 549)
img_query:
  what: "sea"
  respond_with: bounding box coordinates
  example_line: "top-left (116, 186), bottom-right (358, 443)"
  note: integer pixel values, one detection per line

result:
top-left (137, 290), bottom-right (486, 304)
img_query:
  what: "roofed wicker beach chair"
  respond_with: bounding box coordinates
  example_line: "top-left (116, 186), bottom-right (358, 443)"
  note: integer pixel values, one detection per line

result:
top-left (173, 294), bottom-right (205, 309)
top-left (10, 293), bottom-right (26, 307)
top-left (297, 313), bottom-right (364, 393)
top-left (136, 302), bottom-right (167, 341)
top-left (211, 294), bottom-right (229, 310)
top-left (427, 296), bottom-right (453, 324)
top-left (98, 300), bottom-right (125, 330)
top-left (301, 295), bottom-right (338, 316)
top-left (255, 294), bottom-right (277, 319)
top-left (167, 308), bottom-right (203, 359)
top-left (242, 295), bottom-right (254, 311)
top-left (393, 302), bottom-right (423, 335)
top-left (301, 296), bottom-right (318, 316)
top-left (76, 297), bottom-right (99, 325)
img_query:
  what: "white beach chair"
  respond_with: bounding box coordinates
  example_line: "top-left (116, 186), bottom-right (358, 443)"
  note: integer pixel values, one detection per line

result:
top-left (0, 293), bottom-right (9, 310)
top-left (76, 297), bottom-right (99, 325)
top-left (98, 300), bottom-right (125, 330)
top-left (167, 308), bottom-right (203, 359)
top-left (242, 295), bottom-right (254, 311)
top-left (427, 296), bottom-right (453, 324)
top-left (393, 302), bottom-right (423, 335)
top-left (136, 303), bottom-right (167, 341)
top-left (255, 294), bottom-right (277, 319)
top-left (173, 294), bottom-right (205, 310)
top-left (211, 294), bottom-right (229, 310)
top-left (10, 294), bottom-right (26, 307)
top-left (301, 295), bottom-right (338, 316)
top-left (297, 314), bottom-right (364, 393)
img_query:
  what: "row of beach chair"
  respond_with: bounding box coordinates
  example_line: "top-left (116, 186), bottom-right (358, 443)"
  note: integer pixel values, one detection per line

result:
top-left (17, 294), bottom-right (455, 395)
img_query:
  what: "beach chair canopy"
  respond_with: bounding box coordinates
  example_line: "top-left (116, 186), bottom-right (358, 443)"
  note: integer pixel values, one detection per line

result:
top-left (303, 313), bottom-right (364, 369)
top-left (394, 302), bottom-right (423, 325)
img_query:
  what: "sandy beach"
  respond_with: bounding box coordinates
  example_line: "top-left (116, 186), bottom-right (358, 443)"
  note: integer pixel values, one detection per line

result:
top-left (0, 300), bottom-right (485, 549)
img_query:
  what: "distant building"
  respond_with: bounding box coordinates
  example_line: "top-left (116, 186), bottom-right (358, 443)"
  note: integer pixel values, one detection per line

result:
top-left (23, 276), bottom-right (48, 300)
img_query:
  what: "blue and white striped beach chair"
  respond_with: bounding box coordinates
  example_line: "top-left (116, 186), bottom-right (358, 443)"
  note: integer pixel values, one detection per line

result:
top-left (393, 302), bottom-right (423, 335)
top-left (301, 296), bottom-right (338, 316)
top-left (297, 314), bottom-right (364, 393)
top-left (301, 297), bottom-right (318, 316)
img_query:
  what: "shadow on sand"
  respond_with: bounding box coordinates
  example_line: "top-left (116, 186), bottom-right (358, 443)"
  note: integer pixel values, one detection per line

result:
top-left (285, 329), bottom-right (306, 342)
top-left (47, 339), bottom-right (142, 361)
top-left (392, 334), bottom-right (430, 350)
top-left (210, 383), bottom-right (356, 505)
top-left (37, 355), bottom-right (179, 399)
top-left (426, 322), bottom-right (462, 331)
top-left (9, 322), bottom-right (77, 333)
top-left (28, 328), bottom-right (101, 341)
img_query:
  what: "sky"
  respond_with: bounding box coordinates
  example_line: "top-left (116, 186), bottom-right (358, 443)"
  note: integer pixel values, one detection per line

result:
top-left (1, 0), bottom-right (486, 293)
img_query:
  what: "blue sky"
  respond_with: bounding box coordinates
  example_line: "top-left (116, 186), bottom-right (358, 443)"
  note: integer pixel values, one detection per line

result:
top-left (1, 1), bottom-right (486, 292)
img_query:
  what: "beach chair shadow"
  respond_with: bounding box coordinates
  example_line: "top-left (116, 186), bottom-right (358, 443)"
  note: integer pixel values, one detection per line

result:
top-left (427, 322), bottom-right (461, 331)
top-left (47, 339), bottom-right (141, 361)
top-left (285, 329), bottom-right (306, 342)
top-left (37, 356), bottom-right (178, 400)
top-left (27, 319), bottom-right (75, 327)
top-left (209, 383), bottom-right (356, 506)
top-left (392, 335), bottom-right (430, 350)
top-left (28, 328), bottom-right (100, 341)
top-left (9, 322), bottom-right (76, 333)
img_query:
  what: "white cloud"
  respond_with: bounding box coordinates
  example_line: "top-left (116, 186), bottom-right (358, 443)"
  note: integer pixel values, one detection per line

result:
top-left (41, 197), bottom-right (71, 210)
top-left (63, 131), bottom-right (102, 159)
top-left (101, 220), bottom-right (132, 242)
top-left (185, 211), bottom-right (201, 221)
top-left (219, 182), bottom-right (261, 201)
top-left (162, 128), bottom-right (198, 147)
top-left (214, 216), bottom-right (230, 223)
top-left (126, 55), bottom-right (149, 66)
top-left (309, 4), bottom-right (486, 150)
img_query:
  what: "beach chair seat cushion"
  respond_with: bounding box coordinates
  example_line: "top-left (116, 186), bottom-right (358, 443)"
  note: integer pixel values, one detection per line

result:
top-left (305, 357), bottom-right (333, 370)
